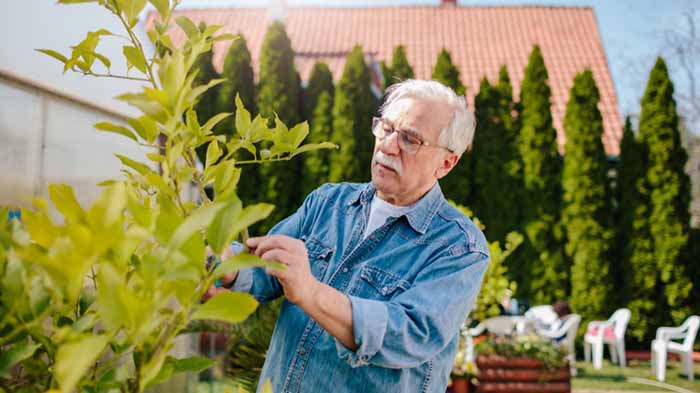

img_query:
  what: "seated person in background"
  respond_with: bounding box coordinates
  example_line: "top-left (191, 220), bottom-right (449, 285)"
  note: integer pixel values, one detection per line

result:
top-left (541, 300), bottom-right (572, 342)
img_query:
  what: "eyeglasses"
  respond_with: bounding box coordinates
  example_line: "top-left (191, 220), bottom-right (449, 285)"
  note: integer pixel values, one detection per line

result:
top-left (371, 117), bottom-right (454, 155)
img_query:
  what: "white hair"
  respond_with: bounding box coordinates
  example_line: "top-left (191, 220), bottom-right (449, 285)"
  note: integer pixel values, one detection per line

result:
top-left (379, 79), bottom-right (475, 156)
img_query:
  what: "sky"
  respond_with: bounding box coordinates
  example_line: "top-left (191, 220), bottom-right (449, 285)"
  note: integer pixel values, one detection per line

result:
top-left (3, 0), bottom-right (696, 128)
top-left (175, 0), bottom-right (698, 127)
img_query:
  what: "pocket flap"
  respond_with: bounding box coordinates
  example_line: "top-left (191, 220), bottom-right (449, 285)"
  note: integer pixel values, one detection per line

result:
top-left (360, 265), bottom-right (411, 296)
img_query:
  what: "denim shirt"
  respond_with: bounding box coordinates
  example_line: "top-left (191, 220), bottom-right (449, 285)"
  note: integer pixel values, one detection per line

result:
top-left (232, 182), bottom-right (490, 393)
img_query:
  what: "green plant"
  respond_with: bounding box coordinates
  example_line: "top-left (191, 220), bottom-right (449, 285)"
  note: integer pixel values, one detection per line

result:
top-left (562, 70), bottom-right (613, 324)
top-left (450, 203), bottom-right (520, 322)
top-left (329, 45), bottom-right (375, 183)
top-left (0, 1), bottom-right (335, 392)
top-left (516, 45), bottom-right (566, 304)
top-left (476, 335), bottom-right (568, 372)
top-left (471, 67), bottom-right (522, 245)
top-left (628, 57), bottom-right (693, 343)
top-left (383, 45), bottom-right (415, 87)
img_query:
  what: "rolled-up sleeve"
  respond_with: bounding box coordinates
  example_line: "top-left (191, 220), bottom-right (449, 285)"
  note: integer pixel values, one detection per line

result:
top-left (336, 248), bottom-right (489, 368)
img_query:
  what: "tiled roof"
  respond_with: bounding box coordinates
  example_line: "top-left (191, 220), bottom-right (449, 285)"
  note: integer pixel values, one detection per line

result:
top-left (147, 5), bottom-right (622, 155)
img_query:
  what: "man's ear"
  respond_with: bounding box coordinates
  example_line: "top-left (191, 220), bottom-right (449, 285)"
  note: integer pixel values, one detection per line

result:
top-left (435, 153), bottom-right (460, 179)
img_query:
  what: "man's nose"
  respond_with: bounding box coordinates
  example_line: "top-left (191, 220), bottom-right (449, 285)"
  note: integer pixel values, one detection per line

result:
top-left (379, 131), bottom-right (401, 155)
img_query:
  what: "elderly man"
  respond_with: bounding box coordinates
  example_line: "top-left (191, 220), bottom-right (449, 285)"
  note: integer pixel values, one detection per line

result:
top-left (207, 79), bottom-right (489, 392)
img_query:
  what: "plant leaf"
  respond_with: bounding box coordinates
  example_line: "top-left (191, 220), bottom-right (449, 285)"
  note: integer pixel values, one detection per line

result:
top-left (0, 340), bottom-right (41, 378)
top-left (95, 121), bottom-right (137, 141)
top-left (48, 184), bottom-right (84, 223)
top-left (123, 45), bottom-right (147, 74)
top-left (206, 196), bottom-right (242, 255)
top-left (55, 335), bottom-right (109, 393)
top-left (175, 16), bottom-right (199, 38)
top-left (36, 49), bottom-right (68, 64)
top-left (191, 291), bottom-right (258, 324)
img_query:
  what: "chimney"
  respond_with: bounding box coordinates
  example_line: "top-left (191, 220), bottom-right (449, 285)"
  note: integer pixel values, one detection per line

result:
top-left (441, 0), bottom-right (457, 6)
top-left (267, 0), bottom-right (287, 24)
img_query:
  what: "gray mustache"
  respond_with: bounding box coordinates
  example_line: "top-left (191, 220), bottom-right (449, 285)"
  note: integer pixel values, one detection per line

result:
top-left (373, 152), bottom-right (403, 175)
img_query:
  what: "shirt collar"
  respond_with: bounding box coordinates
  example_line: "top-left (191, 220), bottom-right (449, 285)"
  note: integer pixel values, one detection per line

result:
top-left (348, 182), bottom-right (444, 235)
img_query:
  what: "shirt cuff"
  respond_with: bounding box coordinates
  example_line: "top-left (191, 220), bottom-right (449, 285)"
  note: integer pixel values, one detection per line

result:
top-left (335, 295), bottom-right (389, 368)
top-left (230, 268), bottom-right (253, 293)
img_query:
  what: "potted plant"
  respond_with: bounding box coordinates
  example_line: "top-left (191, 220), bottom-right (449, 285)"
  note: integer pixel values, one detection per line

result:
top-left (474, 334), bottom-right (571, 393)
top-left (450, 341), bottom-right (478, 393)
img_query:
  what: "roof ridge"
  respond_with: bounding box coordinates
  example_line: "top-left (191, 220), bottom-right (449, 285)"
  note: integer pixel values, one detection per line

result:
top-left (170, 5), bottom-right (594, 12)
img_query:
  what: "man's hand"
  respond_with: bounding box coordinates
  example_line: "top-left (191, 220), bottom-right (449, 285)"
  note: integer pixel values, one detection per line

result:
top-left (203, 244), bottom-right (238, 301)
top-left (246, 234), bottom-right (321, 307)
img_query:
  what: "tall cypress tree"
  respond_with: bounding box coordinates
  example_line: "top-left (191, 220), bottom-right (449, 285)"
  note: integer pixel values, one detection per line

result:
top-left (628, 57), bottom-right (693, 341)
top-left (384, 45), bottom-right (415, 87)
top-left (329, 45), bottom-right (375, 183)
top-left (304, 62), bottom-right (334, 124)
top-left (472, 67), bottom-right (522, 244)
top-left (192, 23), bottom-right (219, 165)
top-left (562, 70), bottom-right (613, 323)
top-left (431, 48), bottom-right (466, 96)
top-left (433, 48), bottom-right (470, 204)
top-left (256, 22), bottom-right (302, 230)
top-left (215, 34), bottom-right (259, 205)
top-left (302, 91), bottom-right (334, 196)
top-left (613, 117), bottom-right (641, 307)
top-left (516, 45), bottom-right (566, 303)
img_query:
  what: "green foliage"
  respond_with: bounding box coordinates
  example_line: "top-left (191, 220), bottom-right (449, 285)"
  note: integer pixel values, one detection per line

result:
top-left (515, 45), bottom-right (566, 304)
top-left (302, 90), bottom-right (334, 196)
top-left (5, 2), bottom-right (335, 392)
top-left (215, 34), bottom-right (259, 206)
top-left (304, 61), bottom-right (334, 122)
top-left (256, 22), bottom-right (303, 231)
top-left (384, 45), bottom-right (415, 87)
top-left (476, 334), bottom-right (569, 372)
top-left (471, 67), bottom-right (522, 244)
top-left (329, 45), bottom-right (376, 183)
top-left (628, 57), bottom-right (693, 342)
top-left (451, 203), bottom-right (520, 323)
top-left (562, 70), bottom-right (613, 323)
top-left (433, 48), bottom-right (470, 204)
top-left (612, 117), bottom-right (639, 307)
top-left (431, 48), bottom-right (466, 96)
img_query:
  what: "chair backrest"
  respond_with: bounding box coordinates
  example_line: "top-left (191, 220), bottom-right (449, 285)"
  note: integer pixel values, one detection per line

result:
top-left (559, 314), bottom-right (581, 350)
top-left (525, 305), bottom-right (558, 327)
top-left (610, 308), bottom-right (631, 339)
top-left (681, 315), bottom-right (700, 350)
top-left (483, 316), bottom-right (519, 336)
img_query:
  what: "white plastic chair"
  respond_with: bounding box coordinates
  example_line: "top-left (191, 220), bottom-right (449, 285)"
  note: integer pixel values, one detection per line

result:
top-left (462, 322), bottom-right (486, 362)
top-left (525, 305), bottom-right (558, 330)
top-left (651, 315), bottom-right (699, 382)
top-left (538, 314), bottom-right (581, 376)
top-left (584, 308), bottom-right (631, 369)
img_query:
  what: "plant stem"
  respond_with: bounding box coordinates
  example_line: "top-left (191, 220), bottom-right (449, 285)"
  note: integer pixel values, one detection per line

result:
top-left (76, 70), bottom-right (150, 82)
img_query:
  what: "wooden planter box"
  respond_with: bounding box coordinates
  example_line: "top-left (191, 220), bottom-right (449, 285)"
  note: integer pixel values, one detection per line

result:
top-left (475, 355), bottom-right (570, 393)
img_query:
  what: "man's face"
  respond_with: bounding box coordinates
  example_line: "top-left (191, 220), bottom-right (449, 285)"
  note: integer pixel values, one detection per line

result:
top-left (370, 97), bottom-right (459, 206)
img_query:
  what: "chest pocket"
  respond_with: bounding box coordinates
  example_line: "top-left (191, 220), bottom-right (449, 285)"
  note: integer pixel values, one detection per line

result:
top-left (303, 236), bottom-right (333, 282)
top-left (354, 265), bottom-right (411, 300)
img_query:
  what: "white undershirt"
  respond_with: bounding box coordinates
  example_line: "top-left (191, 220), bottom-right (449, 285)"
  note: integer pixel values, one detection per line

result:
top-left (363, 194), bottom-right (415, 239)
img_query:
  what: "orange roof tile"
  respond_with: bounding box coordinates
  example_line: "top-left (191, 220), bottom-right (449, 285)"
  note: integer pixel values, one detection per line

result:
top-left (147, 5), bottom-right (622, 155)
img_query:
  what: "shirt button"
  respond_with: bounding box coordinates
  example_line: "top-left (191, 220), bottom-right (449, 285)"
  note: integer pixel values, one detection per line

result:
top-left (343, 267), bottom-right (349, 273)
top-left (381, 286), bottom-right (388, 294)
top-left (299, 348), bottom-right (306, 355)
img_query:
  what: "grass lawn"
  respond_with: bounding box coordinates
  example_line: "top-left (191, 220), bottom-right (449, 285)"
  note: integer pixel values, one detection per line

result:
top-left (573, 359), bottom-right (700, 392)
top-left (196, 360), bottom-right (700, 393)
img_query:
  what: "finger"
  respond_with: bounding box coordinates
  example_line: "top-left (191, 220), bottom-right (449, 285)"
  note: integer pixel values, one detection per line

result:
top-left (261, 249), bottom-right (294, 266)
top-left (203, 285), bottom-right (217, 301)
top-left (253, 235), bottom-right (296, 257)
